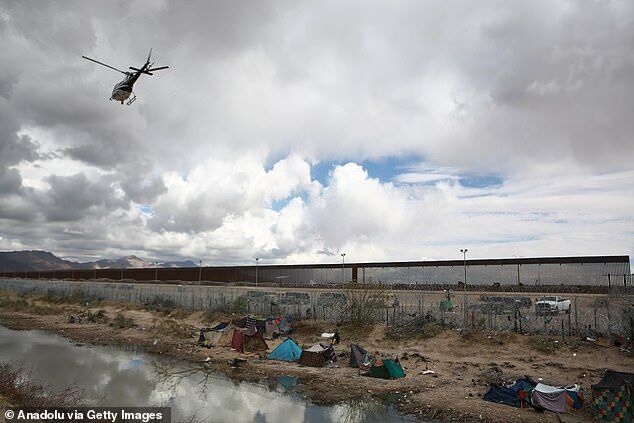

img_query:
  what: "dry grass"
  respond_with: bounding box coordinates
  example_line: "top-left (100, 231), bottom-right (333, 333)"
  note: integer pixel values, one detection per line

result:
top-left (112, 312), bottom-right (136, 329)
top-left (527, 335), bottom-right (581, 354)
top-left (151, 318), bottom-right (194, 339)
top-left (0, 362), bottom-right (84, 407)
top-left (0, 295), bottom-right (60, 315)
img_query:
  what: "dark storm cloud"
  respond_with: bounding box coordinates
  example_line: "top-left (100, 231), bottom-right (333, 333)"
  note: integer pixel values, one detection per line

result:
top-left (39, 173), bottom-right (128, 222)
top-left (0, 0), bottom-right (632, 262)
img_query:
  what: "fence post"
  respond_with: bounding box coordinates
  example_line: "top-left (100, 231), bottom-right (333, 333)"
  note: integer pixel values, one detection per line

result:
top-left (574, 297), bottom-right (578, 335)
top-left (561, 319), bottom-right (565, 343)
top-left (606, 297), bottom-right (611, 337)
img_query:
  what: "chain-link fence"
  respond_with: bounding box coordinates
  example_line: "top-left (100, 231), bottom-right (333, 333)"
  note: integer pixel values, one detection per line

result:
top-left (0, 278), bottom-right (631, 337)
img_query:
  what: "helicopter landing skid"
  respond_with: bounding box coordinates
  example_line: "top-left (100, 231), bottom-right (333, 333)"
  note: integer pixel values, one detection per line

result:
top-left (126, 92), bottom-right (137, 105)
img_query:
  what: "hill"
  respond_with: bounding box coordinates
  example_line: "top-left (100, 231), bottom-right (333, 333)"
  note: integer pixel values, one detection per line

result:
top-left (0, 250), bottom-right (198, 271)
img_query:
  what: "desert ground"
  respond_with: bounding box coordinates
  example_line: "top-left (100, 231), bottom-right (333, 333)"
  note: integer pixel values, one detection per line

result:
top-left (0, 289), bottom-right (631, 422)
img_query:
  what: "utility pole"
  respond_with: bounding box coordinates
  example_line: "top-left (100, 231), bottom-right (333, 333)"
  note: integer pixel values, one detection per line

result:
top-left (255, 257), bottom-right (259, 287)
top-left (460, 249), bottom-right (468, 326)
top-left (198, 260), bottom-right (202, 285)
top-left (341, 253), bottom-right (346, 283)
top-left (513, 254), bottom-right (520, 285)
top-left (154, 262), bottom-right (158, 282)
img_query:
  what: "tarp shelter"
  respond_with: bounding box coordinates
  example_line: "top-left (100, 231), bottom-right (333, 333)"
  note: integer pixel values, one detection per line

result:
top-left (210, 322), bottom-right (229, 331)
top-left (369, 359), bottom-right (405, 379)
top-left (201, 331), bottom-right (223, 347)
top-left (483, 379), bottom-right (536, 408)
top-left (232, 317), bottom-right (247, 328)
top-left (231, 329), bottom-right (268, 354)
top-left (349, 344), bottom-right (369, 368)
top-left (268, 338), bottom-right (303, 362)
top-left (298, 343), bottom-right (334, 367)
top-left (530, 383), bottom-right (583, 414)
top-left (299, 344), bottom-right (327, 367)
top-left (591, 370), bottom-right (633, 422)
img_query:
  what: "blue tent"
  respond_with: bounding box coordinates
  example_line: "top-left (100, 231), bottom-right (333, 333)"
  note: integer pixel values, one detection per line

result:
top-left (268, 337), bottom-right (302, 362)
top-left (483, 379), bottom-right (536, 408)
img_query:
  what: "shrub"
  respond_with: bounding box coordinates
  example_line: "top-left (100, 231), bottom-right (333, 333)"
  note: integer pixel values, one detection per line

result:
top-left (340, 284), bottom-right (389, 327)
top-left (0, 362), bottom-right (84, 407)
top-left (112, 312), bottom-right (135, 329)
top-left (87, 309), bottom-right (108, 323)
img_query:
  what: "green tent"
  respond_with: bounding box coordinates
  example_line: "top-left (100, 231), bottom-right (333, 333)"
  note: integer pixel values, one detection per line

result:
top-left (369, 359), bottom-right (405, 379)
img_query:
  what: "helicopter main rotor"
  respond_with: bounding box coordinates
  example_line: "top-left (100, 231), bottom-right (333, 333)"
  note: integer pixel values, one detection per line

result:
top-left (81, 55), bottom-right (131, 75)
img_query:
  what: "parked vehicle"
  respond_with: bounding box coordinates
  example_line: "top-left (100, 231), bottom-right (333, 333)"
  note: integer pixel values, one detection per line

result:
top-left (535, 296), bottom-right (571, 315)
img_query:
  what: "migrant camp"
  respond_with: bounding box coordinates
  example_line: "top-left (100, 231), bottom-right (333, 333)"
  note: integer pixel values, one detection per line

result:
top-left (530, 383), bottom-right (584, 414)
top-left (368, 359), bottom-right (405, 379)
top-left (483, 378), bottom-right (536, 408)
top-left (299, 343), bottom-right (335, 367)
top-left (199, 322), bottom-right (233, 348)
top-left (591, 369), bottom-right (633, 422)
top-left (268, 337), bottom-right (302, 362)
top-left (265, 316), bottom-right (293, 338)
top-left (349, 344), bottom-right (369, 368)
top-left (231, 329), bottom-right (268, 354)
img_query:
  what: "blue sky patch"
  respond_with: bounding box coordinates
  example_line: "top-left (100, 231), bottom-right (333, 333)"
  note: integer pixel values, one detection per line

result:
top-left (138, 204), bottom-right (153, 216)
top-left (459, 174), bottom-right (504, 188)
top-left (311, 154), bottom-right (423, 185)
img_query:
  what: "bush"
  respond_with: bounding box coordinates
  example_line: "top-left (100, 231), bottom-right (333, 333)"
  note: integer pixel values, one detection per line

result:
top-left (112, 312), bottom-right (135, 329)
top-left (0, 362), bottom-right (84, 407)
top-left (145, 297), bottom-right (177, 315)
top-left (229, 296), bottom-right (247, 314)
top-left (86, 309), bottom-right (108, 323)
top-left (340, 285), bottom-right (389, 327)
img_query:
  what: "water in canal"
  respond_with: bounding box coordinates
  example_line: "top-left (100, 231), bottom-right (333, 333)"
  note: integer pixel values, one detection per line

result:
top-left (0, 326), bottom-right (421, 423)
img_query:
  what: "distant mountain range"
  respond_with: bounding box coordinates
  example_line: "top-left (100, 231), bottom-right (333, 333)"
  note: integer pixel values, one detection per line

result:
top-left (0, 250), bottom-right (198, 271)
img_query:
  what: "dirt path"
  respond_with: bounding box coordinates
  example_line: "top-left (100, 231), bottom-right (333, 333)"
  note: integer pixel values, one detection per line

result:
top-left (0, 291), bottom-right (631, 422)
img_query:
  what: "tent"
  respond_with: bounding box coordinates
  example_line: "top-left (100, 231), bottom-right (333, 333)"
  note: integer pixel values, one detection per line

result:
top-left (369, 359), bottom-right (405, 379)
top-left (231, 329), bottom-right (268, 354)
top-left (255, 318), bottom-right (267, 334)
top-left (268, 338), bottom-right (303, 362)
top-left (299, 344), bottom-right (327, 367)
top-left (483, 379), bottom-right (536, 408)
top-left (530, 383), bottom-right (583, 414)
top-left (201, 331), bottom-right (223, 347)
top-left (231, 329), bottom-right (244, 352)
top-left (349, 344), bottom-right (369, 368)
top-left (210, 322), bottom-right (230, 331)
top-left (298, 343), bottom-right (334, 367)
top-left (232, 317), bottom-right (247, 328)
top-left (591, 370), bottom-right (633, 422)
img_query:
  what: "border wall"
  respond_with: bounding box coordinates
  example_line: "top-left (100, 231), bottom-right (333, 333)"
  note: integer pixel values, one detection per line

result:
top-left (1, 278), bottom-right (631, 338)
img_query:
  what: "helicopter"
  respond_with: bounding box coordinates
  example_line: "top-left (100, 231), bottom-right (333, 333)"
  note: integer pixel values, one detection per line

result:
top-left (82, 49), bottom-right (168, 105)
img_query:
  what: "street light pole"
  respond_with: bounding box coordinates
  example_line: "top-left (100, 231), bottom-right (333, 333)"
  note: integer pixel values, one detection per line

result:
top-left (513, 254), bottom-right (520, 285)
top-left (255, 257), bottom-right (259, 287)
top-left (460, 249), bottom-right (468, 326)
top-left (341, 253), bottom-right (346, 283)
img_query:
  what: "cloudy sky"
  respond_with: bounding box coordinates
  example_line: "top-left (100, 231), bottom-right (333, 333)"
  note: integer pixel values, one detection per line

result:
top-left (0, 0), bottom-right (633, 265)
